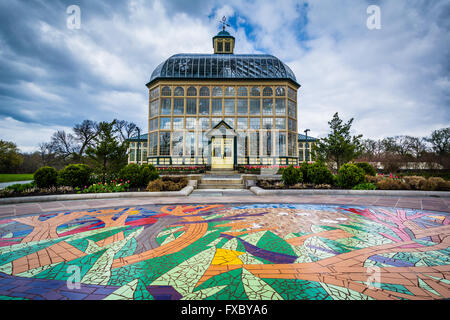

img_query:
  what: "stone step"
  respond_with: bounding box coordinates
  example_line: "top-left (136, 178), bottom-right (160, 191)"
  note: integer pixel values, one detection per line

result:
top-left (197, 183), bottom-right (245, 190)
top-left (200, 178), bottom-right (243, 184)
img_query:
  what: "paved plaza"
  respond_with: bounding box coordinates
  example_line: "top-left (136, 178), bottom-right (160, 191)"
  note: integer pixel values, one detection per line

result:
top-left (0, 194), bottom-right (449, 300)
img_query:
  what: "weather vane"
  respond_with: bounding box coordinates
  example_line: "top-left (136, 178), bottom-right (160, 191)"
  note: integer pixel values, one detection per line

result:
top-left (220, 16), bottom-right (230, 32)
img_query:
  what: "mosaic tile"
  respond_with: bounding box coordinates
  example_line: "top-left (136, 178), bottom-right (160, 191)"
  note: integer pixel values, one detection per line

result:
top-left (0, 203), bottom-right (448, 300)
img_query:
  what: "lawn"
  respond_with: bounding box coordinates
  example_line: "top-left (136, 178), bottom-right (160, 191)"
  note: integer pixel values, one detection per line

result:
top-left (0, 174), bottom-right (34, 183)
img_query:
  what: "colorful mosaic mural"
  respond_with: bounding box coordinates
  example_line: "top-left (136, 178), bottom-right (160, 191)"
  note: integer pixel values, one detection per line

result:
top-left (0, 203), bottom-right (449, 300)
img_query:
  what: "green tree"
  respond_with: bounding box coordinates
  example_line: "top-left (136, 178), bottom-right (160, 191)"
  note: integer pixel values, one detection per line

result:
top-left (85, 121), bottom-right (128, 182)
top-left (426, 127), bottom-right (449, 156)
top-left (0, 140), bottom-right (23, 173)
top-left (313, 112), bottom-right (363, 171)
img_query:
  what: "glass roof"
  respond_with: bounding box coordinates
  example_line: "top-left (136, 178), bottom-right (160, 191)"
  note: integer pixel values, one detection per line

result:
top-left (148, 54), bottom-right (298, 86)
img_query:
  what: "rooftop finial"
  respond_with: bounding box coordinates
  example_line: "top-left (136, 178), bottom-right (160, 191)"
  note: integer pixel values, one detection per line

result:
top-left (220, 16), bottom-right (230, 32)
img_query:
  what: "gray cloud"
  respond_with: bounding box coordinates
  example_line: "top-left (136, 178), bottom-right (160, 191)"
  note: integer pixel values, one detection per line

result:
top-left (0, 0), bottom-right (448, 152)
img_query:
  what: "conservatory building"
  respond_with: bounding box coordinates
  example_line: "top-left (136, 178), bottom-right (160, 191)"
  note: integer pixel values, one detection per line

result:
top-left (145, 29), bottom-right (300, 169)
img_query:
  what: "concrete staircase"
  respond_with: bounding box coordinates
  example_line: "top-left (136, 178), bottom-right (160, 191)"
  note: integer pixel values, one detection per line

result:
top-left (198, 170), bottom-right (245, 189)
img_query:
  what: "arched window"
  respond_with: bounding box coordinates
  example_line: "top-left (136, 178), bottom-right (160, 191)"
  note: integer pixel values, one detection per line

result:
top-left (174, 87), bottom-right (184, 96)
top-left (199, 87), bottom-right (210, 96)
top-left (187, 86), bottom-right (197, 96)
top-left (161, 86), bottom-right (171, 96)
top-left (263, 87), bottom-right (273, 96)
top-left (275, 86), bottom-right (286, 96)
top-left (225, 86), bottom-right (235, 96)
top-left (250, 87), bottom-right (260, 96)
top-left (237, 87), bottom-right (248, 96)
top-left (212, 86), bottom-right (223, 97)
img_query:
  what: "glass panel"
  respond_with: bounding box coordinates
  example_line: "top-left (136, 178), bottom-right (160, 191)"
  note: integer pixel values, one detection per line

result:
top-left (161, 86), bottom-right (171, 96)
top-left (225, 86), bottom-right (235, 96)
top-left (237, 99), bottom-right (248, 115)
top-left (263, 87), bottom-right (273, 97)
top-left (212, 99), bottom-right (222, 115)
top-left (187, 86), bottom-right (197, 96)
top-left (289, 133), bottom-right (296, 156)
top-left (160, 117), bottom-right (171, 130)
top-left (250, 118), bottom-right (260, 129)
top-left (250, 99), bottom-right (260, 115)
top-left (174, 87), bottom-right (184, 96)
top-left (172, 132), bottom-right (184, 156)
top-left (149, 132), bottom-right (158, 156)
top-left (150, 87), bottom-right (159, 99)
top-left (288, 118), bottom-right (296, 131)
top-left (237, 132), bottom-right (248, 157)
top-left (185, 132), bottom-right (195, 156)
top-left (199, 98), bottom-right (209, 115)
top-left (150, 118), bottom-right (158, 131)
top-left (275, 99), bottom-right (286, 115)
top-left (199, 117), bottom-right (210, 129)
top-left (150, 100), bottom-right (159, 117)
top-left (186, 118), bottom-right (196, 129)
top-left (275, 118), bottom-right (286, 129)
top-left (224, 99), bottom-right (235, 115)
top-left (277, 132), bottom-right (286, 156)
top-left (288, 87), bottom-right (297, 100)
top-left (263, 99), bottom-right (273, 115)
top-left (186, 98), bottom-right (197, 115)
top-left (173, 98), bottom-right (184, 115)
top-left (224, 117), bottom-right (235, 128)
top-left (173, 117), bottom-right (183, 129)
top-left (263, 118), bottom-right (273, 129)
top-left (161, 98), bottom-right (171, 115)
top-left (130, 149), bottom-right (135, 162)
top-left (250, 132), bottom-right (260, 156)
top-left (275, 86), bottom-right (286, 96)
top-left (212, 86), bottom-right (222, 96)
top-left (288, 100), bottom-right (296, 118)
top-left (199, 87), bottom-right (210, 96)
top-left (250, 86), bottom-right (260, 96)
top-left (159, 132), bottom-right (171, 156)
top-left (263, 131), bottom-right (272, 156)
top-left (237, 87), bottom-right (248, 96)
top-left (237, 118), bottom-right (248, 129)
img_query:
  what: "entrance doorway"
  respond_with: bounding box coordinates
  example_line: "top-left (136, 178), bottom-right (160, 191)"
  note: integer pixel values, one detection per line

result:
top-left (211, 137), bottom-right (234, 169)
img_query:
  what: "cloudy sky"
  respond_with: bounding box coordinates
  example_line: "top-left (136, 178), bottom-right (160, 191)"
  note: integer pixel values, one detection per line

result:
top-left (0, 0), bottom-right (449, 152)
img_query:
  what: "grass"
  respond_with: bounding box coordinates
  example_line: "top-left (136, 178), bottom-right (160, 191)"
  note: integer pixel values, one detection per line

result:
top-left (0, 174), bottom-right (34, 183)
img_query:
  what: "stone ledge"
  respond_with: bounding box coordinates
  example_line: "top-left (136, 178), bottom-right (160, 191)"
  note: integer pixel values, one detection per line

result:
top-left (0, 185), bottom-right (194, 205)
top-left (249, 186), bottom-right (450, 198)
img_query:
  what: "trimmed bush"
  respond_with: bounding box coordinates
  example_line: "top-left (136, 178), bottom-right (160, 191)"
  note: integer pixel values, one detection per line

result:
top-left (147, 176), bottom-right (188, 192)
top-left (141, 164), bottom-right (159, 186)
top-left (118, 164), bottom-right (143, 187)
top-left (352, 182), bottom-right (377, 190)
top-left (355, 162), bottom-right (376, 176)
top-left (377, 179), bottom-right (410, 190)
top-left (336, 163), bottom-right (365, 189)
top-left (58, 164), bottom-right (92, 188)
top-left (299, 162), bottom-right (311, 183)
top-left (402, 176), bottom-right (427, 190)
top-left (282, 165), bottom-right (302, 186)
top-left (421, 177), bottom-right (450, 191)
top-left (34, 166), bottom-right (58, 188)
top-left (119, 164), bottom-right (160, 187)
top-left (307, 162), bottom-right (333, 185)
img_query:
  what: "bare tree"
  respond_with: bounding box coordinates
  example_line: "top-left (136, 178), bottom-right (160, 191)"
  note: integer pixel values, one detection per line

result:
top-left (113, 119), bottom-right (139, 143)
top-left (49, 130), bottom-right (78, 161)
top-left (73, 120), bottom-right (99, 158)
